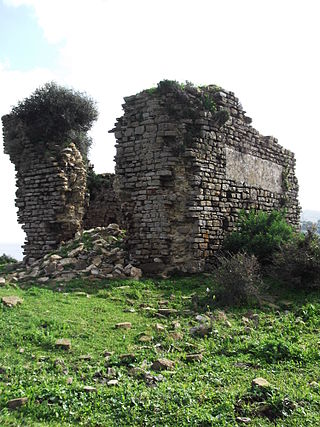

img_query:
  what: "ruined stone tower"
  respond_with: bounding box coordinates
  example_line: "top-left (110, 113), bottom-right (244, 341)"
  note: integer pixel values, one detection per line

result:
top-left (111, 81), bottom-right (299, 274)
top-left (2, 83), bottom-right (97, 263)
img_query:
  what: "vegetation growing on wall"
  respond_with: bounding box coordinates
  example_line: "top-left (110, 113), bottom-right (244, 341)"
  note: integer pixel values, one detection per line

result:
top-left (143, 80), bottom-right (229, 125)
top-left (6, 82), bottom-right (98, 157)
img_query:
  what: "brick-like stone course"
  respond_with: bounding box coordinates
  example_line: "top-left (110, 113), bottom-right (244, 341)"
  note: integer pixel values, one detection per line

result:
top-left (110, 84), bottom-right (300, 274)
top-left (83, 173), bottom-right (123, 229)
top-left (2, 115), bottom-right (87, 263)
top-left (2, 82), bottom-right (300, 273)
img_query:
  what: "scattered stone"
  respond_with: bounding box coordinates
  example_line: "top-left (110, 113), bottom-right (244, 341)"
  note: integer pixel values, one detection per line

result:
top-left (115, 322), bottom-right (132, 329)
top-left (55, 339), bottom-right (71, 350)
top-left (310, 381), bottom-right (319, 388)
top-left (172, 321), bottom-right (181, 329)
top-left (189, 324), bottom-right (211, 337)
top-left (236, 417), bottom-right (252, 424)
top-left (196, 314), bottom-right (210, 323)
top-left (169, 332), bottom-right (183, 341)
top-left (120, 353), bottom-right (136, 363)
top-left (74, 291), bottom-right (89, 297)
top-left (157, 308), bottom-right (178, 317)
top-left (50, 254), bottom-right (62, 261)
top-left (154, 323), bottom-right (165, 332)
top-left (9, 226), bottom-right (143, 283)
top-left (242, 316), bottom-right (250, 325)
top-left (79, 354), bottom-right (92, 361)
top-left (68, 244), bottom-right (84, 257)
top-left (37, 277), bottom-right (49, 283)
top-left (0, 277), bottom-right (6, 286)
top-left (66, 377), bottom-right (73, 384)
top-left (158, 300), bottom-right (169, 306)
top-left (7, 397), bottom-right (28, 410)
top-left (107, 367), bottom-right (116, 377)
top-left (1, 296), bottom-right (23, 307)
top-left (103, 350), bottom-right (114, 357)
top-left (139, 335), bottom-right (152, 343)
top-left (252, 377), bottom-right (270, 389)
top-left (186, 353), bottom-right (203, 362)
top-left (151, 358), bottom-right (175, 371)
top-left (124, 307), bottom-right (136, 313)
top-left (107, 379), bottom-right (119, 386)
top-left (215, 310), bottom-right (227, 321)
top-left (234, 362), bottom-right (258, 369)
top-left (83, 386), bottom-right (97, 393)
top-left (128, 367), bottom-right (146, 379)
top-left (59, 257), bottom-right (78, 267)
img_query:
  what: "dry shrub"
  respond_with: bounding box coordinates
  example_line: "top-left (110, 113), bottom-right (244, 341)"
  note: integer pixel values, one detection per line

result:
top-left (214, 252), bottom-right (262, 306)
top-left (272, 228), bottom-right (320, 289)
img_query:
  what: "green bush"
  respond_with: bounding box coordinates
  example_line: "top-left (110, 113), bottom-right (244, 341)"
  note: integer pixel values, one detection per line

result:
top-left (0, 253), bottom-right (17, 264)
top-left (272, 228), bottom-right (320, 289)
top-left (223, 210), bottom-right (294, 264)
top-left (214, 252), bottom-right (262, 306)
top-left (10, 82), bottom-right (98, 156)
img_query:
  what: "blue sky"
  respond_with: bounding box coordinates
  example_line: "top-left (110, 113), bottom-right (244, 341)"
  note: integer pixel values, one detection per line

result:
top-left (0, 2), bottom-right (59, 70)
top-left (0, 0), bottom-right (320, 259)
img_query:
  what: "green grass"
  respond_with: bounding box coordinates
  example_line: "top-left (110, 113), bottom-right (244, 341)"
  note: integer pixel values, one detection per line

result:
top-left (0, 277), bottom-right (320, 426)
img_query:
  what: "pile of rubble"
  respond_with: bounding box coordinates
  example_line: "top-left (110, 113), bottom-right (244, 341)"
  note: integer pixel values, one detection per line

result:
top-left (7, 224), bottom-right (142, 283)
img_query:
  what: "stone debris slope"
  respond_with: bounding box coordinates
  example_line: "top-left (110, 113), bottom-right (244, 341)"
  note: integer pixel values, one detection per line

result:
top-left (8, 224), bottom-right (142, 283)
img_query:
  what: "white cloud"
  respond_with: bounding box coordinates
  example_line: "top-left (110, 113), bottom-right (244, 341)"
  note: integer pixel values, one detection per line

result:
top-left (2, 0), bottom-right (320, 240)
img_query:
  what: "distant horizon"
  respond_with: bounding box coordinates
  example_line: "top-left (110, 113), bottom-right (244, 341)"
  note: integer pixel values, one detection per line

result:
top-left (0, 242), bottom-right (23, 261)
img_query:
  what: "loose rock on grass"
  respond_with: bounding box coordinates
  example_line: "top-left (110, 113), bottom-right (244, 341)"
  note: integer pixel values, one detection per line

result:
top-left (151, 358), bottom-right (175, 371)
top-left (7, 397), bottom-right (28, 410)
top-left (1, 296), bottom-right (23, 307)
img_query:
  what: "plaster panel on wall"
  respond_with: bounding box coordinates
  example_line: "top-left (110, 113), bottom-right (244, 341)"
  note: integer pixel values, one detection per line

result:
top-left (225, 147), bottom-right (283, 193)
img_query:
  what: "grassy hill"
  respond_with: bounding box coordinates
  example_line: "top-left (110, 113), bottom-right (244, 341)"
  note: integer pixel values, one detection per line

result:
top-left (0, 276), bottom-right (320, 426)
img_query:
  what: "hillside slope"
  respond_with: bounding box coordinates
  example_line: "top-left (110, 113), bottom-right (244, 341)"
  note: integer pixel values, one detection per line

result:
top-left (0, 277), bottom-right (320, 426)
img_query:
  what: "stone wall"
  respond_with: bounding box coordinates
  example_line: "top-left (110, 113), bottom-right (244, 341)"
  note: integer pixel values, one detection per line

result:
top-left (111, 83), bottom-right (300, 274)
top-left (2, 81), bottom-right (300, 271)
top-left (2, 114), bottom-right (87, 263)
top-left (83, 173), bottom-right (123, 229)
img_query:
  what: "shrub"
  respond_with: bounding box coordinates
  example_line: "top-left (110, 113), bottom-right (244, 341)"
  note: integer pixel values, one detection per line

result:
top-left (0, 253), bottom-right (17, 264)
top-left (214, 252), bottom-right (262, 306)
top-left (223, 210), bottom-right (294, 264)
top-left (272, 228), bottom-right (320, 289)
top-left (9, 82), bottom-right (98, 156)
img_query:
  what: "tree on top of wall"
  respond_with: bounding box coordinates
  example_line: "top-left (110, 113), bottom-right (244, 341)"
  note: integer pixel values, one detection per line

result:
top-left (8, 82), bottom-right (98, 157)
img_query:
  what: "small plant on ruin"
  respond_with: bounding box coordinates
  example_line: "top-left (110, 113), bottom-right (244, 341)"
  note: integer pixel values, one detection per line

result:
top-left (223, 210), bottom-right (294, 264)
top-left (202, 93), bottom-right (217, 113)
top-left (9, 82), bottom-right (98, 157)
top-left (272, 227), bottom-right (320, 289)
top-left (214, 252), bottom-right (262, 306)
